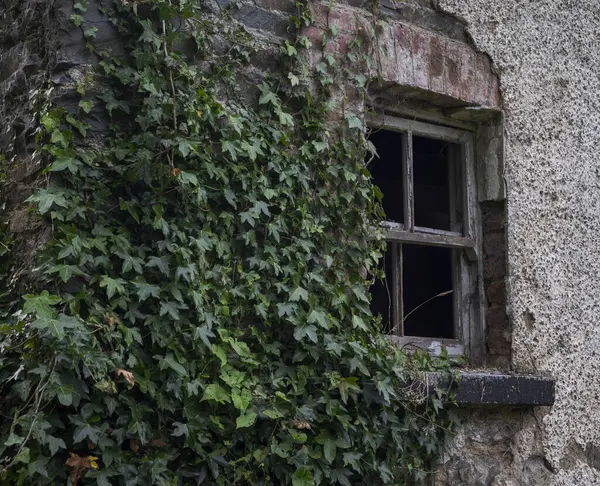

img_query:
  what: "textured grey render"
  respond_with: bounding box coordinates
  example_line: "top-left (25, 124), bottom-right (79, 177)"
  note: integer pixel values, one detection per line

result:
top-left (437, 1), bottom-right (600, 484)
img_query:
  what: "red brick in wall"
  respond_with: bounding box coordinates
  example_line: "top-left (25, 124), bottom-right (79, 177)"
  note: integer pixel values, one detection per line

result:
top-left (304, 3), bottom-right (500, 108)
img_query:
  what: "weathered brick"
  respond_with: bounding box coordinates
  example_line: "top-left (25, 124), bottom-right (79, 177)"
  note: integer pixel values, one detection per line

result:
top-left (394, 23), bottom-right (413, 86)
top-left (487, 305), bottom-right (507, 331)
top-left (483, 229), bottom-right (506, 255)
top-left (367, 5), bottom-right (499, 107)
top-left (487, 354), bottom-right (511, 368)
top-left (483, 253), bottom-right (506, 280)
top-left (487, 324), bottom-right (510, 356)
top-left (312, 3), bottom-right (357, 33)
top-left (482, 201), bottom-right (506, 231)
top-left (486, 280), bottom-right (506, 305)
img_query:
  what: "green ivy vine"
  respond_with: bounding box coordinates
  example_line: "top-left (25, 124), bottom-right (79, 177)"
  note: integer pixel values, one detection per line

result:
top-left (0, 0), bottom-right (458, 484)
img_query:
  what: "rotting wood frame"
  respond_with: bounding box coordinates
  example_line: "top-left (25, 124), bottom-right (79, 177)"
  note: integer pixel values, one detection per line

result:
top-left (370, 114), bottom-right (484, 364)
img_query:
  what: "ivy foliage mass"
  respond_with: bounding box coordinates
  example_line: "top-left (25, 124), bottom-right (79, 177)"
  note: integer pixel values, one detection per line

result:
top-left (0, 0), bottom-right (456, 484)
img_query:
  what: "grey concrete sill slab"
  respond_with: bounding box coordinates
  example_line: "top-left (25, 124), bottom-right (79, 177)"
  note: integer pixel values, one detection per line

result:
top-left (445, 371), bottom-right (555, 406)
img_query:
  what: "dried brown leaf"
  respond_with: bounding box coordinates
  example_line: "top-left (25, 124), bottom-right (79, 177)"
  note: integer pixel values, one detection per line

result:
top-left (290, 420), bottom-right (312, 430)
top-left (65, 453), bottom-right (99, 486)
top-left (149, 438), bottom-right (167, 448)
top-left (115, 368), bottom-right (135, 385)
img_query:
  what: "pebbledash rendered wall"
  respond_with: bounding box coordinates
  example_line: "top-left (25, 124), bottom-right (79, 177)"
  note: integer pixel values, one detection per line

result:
top-left (437, 1), bottom-right (600, 485)
top-left (2, 0), bottom-right (600, 484)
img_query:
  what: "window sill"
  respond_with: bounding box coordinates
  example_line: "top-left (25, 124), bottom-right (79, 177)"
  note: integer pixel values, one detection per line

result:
top-left (389, 335), bottom-right (464, 358)
top-left (432, 371), bottom-right (555, 406)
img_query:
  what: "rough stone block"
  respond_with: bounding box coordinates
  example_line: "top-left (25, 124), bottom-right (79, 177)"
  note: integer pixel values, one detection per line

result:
top-left (254, 0), bottom-right (296, 13)
top-left (232, 4), bottom-right (290, 37)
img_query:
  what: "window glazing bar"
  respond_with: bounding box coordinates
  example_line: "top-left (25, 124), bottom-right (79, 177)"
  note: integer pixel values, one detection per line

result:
top-left (402, 131), bottom-right (414, 232)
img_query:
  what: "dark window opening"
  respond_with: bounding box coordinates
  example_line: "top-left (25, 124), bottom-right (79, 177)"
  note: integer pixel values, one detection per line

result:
top-left (369, 242), bottom-right (393, 332)
top-left (369, 243), bottom-right (455, 339)
top-left (368, 129), bottom-right (404, 225)
top-left (403, 244), bottom-right (454, 338)
top-left (366, 118), bottom-right (474, 343)
top-left (413, 136), bottom-right (459, 232)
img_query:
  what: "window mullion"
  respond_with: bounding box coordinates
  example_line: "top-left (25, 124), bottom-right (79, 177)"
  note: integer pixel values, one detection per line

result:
top-left (462, 140), bottom-right (475, 239)
top-left (391, 243), bottom-right (403, 337)
top-left (402, 131), bottom-right (414, 232)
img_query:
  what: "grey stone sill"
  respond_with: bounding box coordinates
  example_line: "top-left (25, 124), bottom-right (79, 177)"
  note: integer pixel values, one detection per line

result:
top-left (430, 371), bottom-right (555, 407)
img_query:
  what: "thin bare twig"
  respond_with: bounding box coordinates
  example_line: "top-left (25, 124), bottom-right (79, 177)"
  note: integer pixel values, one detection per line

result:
top-left (388, 290), bottom-right (453, 336)
top-left (2, 358), bottom-right (56, 473)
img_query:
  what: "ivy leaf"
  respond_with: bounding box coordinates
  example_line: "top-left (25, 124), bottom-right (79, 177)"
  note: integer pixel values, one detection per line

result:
top-left (212, 345), bottom-right (228, 366)
top-left (78, 100), bottom-right (95, 113)
top-left (288, 72), bottom-right (300, 87)
top-left (73, 424), bottom-right (100, 444)
top-left (221, 140), bottom-right (237, 161)
top-left (178, 140), bottom-right (192, 157)
top-left (133, 280), bottom-right (160, 301)
top-left (352, 315), bottom-right (368, 331)
top-left (171, 422), bottom-right (189, 437)
top-left (15, 447), bottom-right (30, 465)
top-left (56, 385), bottom-right (74, 406)
top-left (232, 389), bottom-right (251, 412)
top-left (146, 256), bottom-right (170, 275)
top-left (193, 325), bottom-right (215, 347)
top-left (201, 383), bottom-right (231, 404)
top-left (84, 26), bottom-right (98, 39)
top-left (23, 291), bottom-right (61, 319)
top-left (307, 309), bottom-right (330, 329)
top-left (41, 111), bottom-right (62, 131)
top-left (277, 302), bottom-right (296, 317)
top-left (4, 432), bottom-right (23, 447)
top-left (161, 353), bottom-right (188, 377)
top-left (160, 301), bottom-right (181, 320)
top-left (118, 252), bottom-right (144, 274)
top-left (28, 457), bottom-right (49, 477)
top-left (26, 189), bottom-right (69, 214)
top-left (346, 113), bottom-right (363, 130)
top-left (292, 468), bottom-right (314, 486)
top-left (31, 315), bottom-right (79, 340)
top-left (46, 436), bottom-right (67, 456)
top-left (48, 156), bottom-right (83, 173)
top-left (330, 469), bottom-right (352, 486)
top-left (343, 452), bottom-right (363, 472)
top-left (294, 325), bottom-right (318, 343)
top-left (259, 87), bottom-right (278, 106)
top-left (236, 412), bottom-right (257, 429)
top-left (323, 438), bottom-right (337, 463)
top-left (263, 409), bottom-right (284, 419)
top-left (99, 276), bottom-right (127, 299)
top-left (289, 287), bottom-right (308, 302)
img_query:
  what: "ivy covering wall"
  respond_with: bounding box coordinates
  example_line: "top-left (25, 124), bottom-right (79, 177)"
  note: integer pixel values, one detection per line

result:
top-left (0, 0), bottom-right (457, 484)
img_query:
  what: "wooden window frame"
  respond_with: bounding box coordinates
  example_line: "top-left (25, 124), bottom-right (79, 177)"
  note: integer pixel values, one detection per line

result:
top-left (370, 114), bottom-right (484, 363)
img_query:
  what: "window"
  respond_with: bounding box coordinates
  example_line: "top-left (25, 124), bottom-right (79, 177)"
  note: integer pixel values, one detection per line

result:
top-left (368, 116), bottom-right (483, 359)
